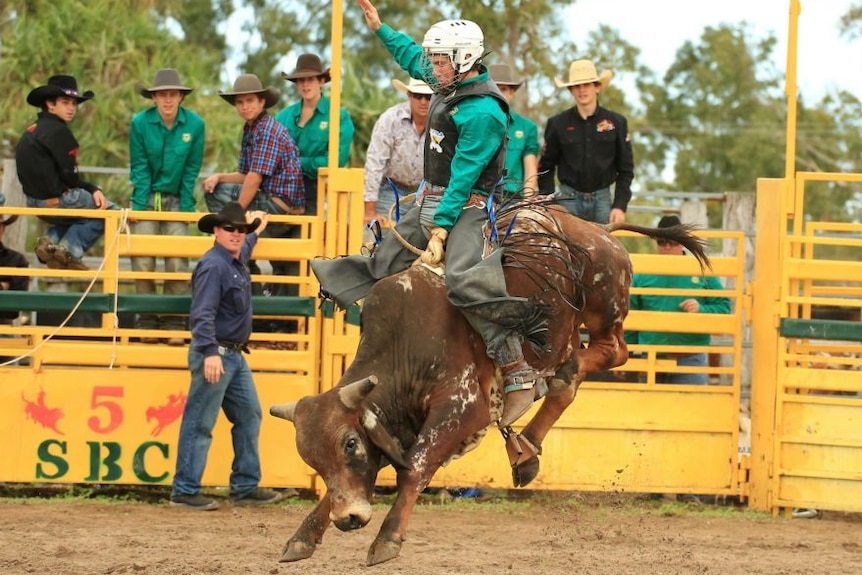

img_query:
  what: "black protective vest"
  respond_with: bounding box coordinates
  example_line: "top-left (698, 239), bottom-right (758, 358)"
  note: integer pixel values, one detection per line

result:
top-left (424, 78), bottom-right (510, 192)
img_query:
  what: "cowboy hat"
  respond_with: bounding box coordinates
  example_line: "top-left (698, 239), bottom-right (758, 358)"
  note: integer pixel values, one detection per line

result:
top-left (138, 68), bottom-right (194, 99)
top-left (488, 64), bottom-right (524, 89)
top-left (391, 77), bottom-right (433, 95)
top-left (27, 75), bottom-right (95, 108)
top-left (554, 59), bottom-right (613, 89)
top-left (218, 74), bottom-right (280, 108)
top-left (198, 202), bottom-right (261, 235)
top-left (281, 53), bottom-right (332, 83)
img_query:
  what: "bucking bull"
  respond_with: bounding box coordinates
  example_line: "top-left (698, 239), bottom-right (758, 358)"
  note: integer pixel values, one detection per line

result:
top-left (270, 203), bottom-right (709, 565)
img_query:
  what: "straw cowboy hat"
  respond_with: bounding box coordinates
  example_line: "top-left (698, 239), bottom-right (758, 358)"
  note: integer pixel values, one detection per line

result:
top-left (27, 75), bottom-right (94, 107)
top-left (218, 74), bottom-right (280, 108)
top-left (281, 53), bottom-right (332, 83)
top-left (138, 68), bottom-right (193, 99)
top-left (391, 77), bottom-right (433, 95)
top-left (554, 59), bottom-right (613, 89)
top-left (198, 202), bottom-right (261, 235)
top-left (488, 64), bottom-right (524, 90)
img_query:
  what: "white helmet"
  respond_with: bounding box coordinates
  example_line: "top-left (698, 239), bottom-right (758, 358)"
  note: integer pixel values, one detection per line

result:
top-left (422, 20), bottom-right (484, 74)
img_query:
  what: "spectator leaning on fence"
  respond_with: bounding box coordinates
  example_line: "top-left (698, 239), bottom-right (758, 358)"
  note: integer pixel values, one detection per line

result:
top-left (202, 73), bottom-right (305, 336)
top-left (16, 74), bottom-right (118, 271)
top-left (363, 77), bottom-right (432, 225)
top-left (129, 68), bottom-right (205, 345)
top-left (627, 215), bottom-right (731, 384)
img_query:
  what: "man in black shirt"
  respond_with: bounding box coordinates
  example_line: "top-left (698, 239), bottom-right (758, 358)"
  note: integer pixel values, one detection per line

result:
top-left (16, 75), bottom-right (116, 270)
top-left (538, 59), bottom-right (634, 225)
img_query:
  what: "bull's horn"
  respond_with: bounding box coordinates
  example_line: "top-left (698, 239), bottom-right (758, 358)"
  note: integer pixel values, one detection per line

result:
top-left (338, 375), bottom-right (379, 410)
top-left (270, 402), bottom-right (297, 421)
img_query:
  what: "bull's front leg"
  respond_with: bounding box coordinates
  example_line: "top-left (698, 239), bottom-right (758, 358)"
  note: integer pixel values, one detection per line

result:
top-left (279, 493), bottom-right (332, 562)
top-left (367, 413), bottom-right (487, 566)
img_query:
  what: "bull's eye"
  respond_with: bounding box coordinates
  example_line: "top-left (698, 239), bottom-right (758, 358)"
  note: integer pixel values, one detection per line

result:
top-left (345, 437), bottom-right (358, 455)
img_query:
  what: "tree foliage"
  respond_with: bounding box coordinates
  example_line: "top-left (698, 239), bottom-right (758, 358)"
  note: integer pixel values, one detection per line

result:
top-left (1, 0), bottom-right (860, 223)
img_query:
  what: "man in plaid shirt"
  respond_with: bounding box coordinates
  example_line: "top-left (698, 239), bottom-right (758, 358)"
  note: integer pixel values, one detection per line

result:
top-left (202, 74), bottom-right (305, 335)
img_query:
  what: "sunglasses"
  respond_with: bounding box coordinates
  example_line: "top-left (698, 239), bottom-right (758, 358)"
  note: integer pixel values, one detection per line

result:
top-left (410, 93), bottom-right (432, 101)
top-left (220, 224), bottom-right (245, 233)
top-left (656, 240), bottom-right (678, 247)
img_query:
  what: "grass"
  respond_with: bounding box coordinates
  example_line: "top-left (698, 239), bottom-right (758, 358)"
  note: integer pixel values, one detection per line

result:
top-left (0, 483), bottom-right (777, 521)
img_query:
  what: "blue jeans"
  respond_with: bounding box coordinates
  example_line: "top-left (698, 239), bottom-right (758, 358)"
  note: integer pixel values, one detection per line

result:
top-left (375, 181), bottom-right (416, 223)
top-left (172, 348), bottom-right (263, 498)
top-left (26, 188), bottom-right (119, 260)
top-left (659, 353), bottom-right (709, 385)
top-left (555, 184), bottom-right (611, 224)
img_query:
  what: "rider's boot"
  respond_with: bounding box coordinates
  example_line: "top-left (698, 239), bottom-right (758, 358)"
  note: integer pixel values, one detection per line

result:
top-left (499, 358), bottom-right (545, 428)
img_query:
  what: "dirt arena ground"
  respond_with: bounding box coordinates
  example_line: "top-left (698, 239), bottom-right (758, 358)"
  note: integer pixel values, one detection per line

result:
top-left (1, 489), bottom-right (859, 575)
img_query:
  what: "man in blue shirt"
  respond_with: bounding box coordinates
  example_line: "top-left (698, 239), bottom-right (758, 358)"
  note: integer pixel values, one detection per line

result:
top-left (171, 202), bottom-right (285, 510)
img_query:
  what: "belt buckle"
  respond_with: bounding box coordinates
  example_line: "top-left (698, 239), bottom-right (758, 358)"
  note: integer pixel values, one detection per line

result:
top-left (218, 345), bottom-right (227, 356)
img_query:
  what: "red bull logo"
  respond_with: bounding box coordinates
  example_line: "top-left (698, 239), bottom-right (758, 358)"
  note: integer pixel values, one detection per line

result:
top-left (146, 393), bottom-right (187, 437)
top-left (22, 389), bottom-right (64, 435)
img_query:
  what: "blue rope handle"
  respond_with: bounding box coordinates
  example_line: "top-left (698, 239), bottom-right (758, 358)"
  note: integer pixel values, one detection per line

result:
top-left (386, 177), bottom-right (401, 222)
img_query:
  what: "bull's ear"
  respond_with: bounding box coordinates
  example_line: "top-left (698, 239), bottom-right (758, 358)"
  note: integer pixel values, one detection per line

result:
top-left (270, 402), bottom-right (297, 422)
top-left (337, 375), bottom-right (378, 410)
top-left (361, 410), bottom-right (411, 470)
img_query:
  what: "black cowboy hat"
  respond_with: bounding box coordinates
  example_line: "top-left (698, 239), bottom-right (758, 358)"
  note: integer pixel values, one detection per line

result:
top-left (138, 68), bottom-right (194, 99)
top-left (281, 53), bottom-right (332, 83)
top-left (218, 74), bottom-right (280, 108)
top-left (27, 75), bottom-right (95, 108)
top-left (198, 202), bottom-right (261, 234)
top-left (657, 214), bottom-right (682, 228)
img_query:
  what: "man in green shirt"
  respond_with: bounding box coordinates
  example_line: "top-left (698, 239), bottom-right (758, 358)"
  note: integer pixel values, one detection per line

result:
top-left (275, 53), bottom-right (355, 216)
top-left (129, 69), bottom-right (205, 344)
top-left (488, 64), bottom-right (539, 197)
top-left (628, 215), bottom-right (731, 384)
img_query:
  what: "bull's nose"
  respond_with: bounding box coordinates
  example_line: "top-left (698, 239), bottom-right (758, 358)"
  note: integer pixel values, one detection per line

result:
top-left (333, 514), bottom-right (369, 532)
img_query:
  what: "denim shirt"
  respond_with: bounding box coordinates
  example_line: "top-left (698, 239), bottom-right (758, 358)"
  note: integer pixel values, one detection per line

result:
top-left (190, 235), bottom-right (258, 356)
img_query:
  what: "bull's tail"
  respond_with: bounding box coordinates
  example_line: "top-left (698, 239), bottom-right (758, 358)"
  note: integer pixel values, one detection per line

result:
top-left (605, 222), bottom-right (712, 271)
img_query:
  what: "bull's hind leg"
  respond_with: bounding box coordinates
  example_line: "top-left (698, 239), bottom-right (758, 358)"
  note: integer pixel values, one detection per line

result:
top-left (577, 318), bottom-right (628, 376)
top-left (279, 495), bottom-right (332, 562)
top-left (505, 383), bottom-right (578, 487)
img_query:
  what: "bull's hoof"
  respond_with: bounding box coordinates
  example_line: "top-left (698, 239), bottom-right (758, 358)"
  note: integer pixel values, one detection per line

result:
top-left (279, 540), bottom-right (316, 562)
top-left (512, 455), bottom-right (540, 487)
top-left (366, 537), bottom-right (402, 566)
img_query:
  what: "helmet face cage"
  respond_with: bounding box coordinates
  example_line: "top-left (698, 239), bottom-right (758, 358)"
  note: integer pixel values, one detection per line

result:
top-left (419, 52), bottom-right (462, 95)
top-left (421, 20), bottom-right (483, 94)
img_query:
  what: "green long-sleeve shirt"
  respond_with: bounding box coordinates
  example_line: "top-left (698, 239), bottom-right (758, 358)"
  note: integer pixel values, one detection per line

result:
top-left (129, 106), bottom-right (205, 212)
top-left (375, 24), bottom-right (508, 231)
top-left (274, 95), bottom-right (354, 180)
top-left (504, 111), bottom-right (539, 194)
top-left (628, 272), bottom-right (731, 346)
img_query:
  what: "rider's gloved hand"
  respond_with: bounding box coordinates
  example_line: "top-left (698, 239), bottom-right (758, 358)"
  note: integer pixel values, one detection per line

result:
top-left (420, 227), bottom-right (448, 265)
